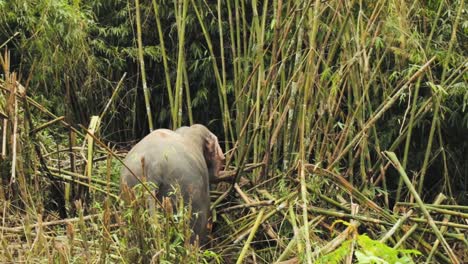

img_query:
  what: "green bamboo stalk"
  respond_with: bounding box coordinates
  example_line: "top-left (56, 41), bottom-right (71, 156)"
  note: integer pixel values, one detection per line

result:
top-left (328, 57), bottom-right (436, 170)
top-left (394, 193), bottom-right (447, 250)
top-left (397, 78), bottom-right (422, 202)
top-left (86, 116), bottom-right (100, 194)
top-left (216, 0), bottom-right (227, 107)
top-left (283, 1), bottom-right (305, 170)
top-left (400, 0), bottom-right (445, 174)
top-left (436, 121), bottom-right (452, 196)
top-left (225, 0), bottom-right (242, 152)
top-left (275, 216), bottom-right (324, 263)
top-left (183, 63), bottom-right (193, 125)
top-left (414, 228), bottom-right (466, 242)
top-left (425, 214), bottom-right (451, 264)
top-left (308, 207), bottom-right (388, 226)
top-left (235, 208), bottom-right (264, 264)
top-left (190, 0), bottom-right (231, 148)
top-left (298, 1), bottom-right (322, 262)
top-left (173, 0), bottom-right (188, 128)
top-left (135, 0), bottom-right (153, 132)
top-left (151, 0), bottom-right (176, 127)
top-left (393, 224), bottom-right (417, 249)
top-left (379, 210), bottom-right (413, 243)
top-left (385, 151), bottom-right (459, 264)
top-left (408, 217), bottom-right (468, 229)
top-left (99, 73), bottom-right (127, 120)
top-left (395, 203), bottom-right (468, 211)
top-left (29, 116), bottom-right (65, 135)
top-left (288, 202), bottom-right (303, 257)
top-left (47, 167), bottom-right (119, 188)
top-left (225, 0), bottom-right (237, 93)
top-left (9, 74), bottom-right (18, 184)
top-left (418, 92), bottom-right (440, 195)
top-left (250, 0), bottom-right (263, 168)
top-left (231, 0), bottom-right (244, 158)
top-left (441, 0), bottom-right (464, 82)
top-left (48, 171), bottom-right (119, 200)
top-left (371, 98), bottom-right (432, 179)
top-left (299, 164), bottom-right (313, 264)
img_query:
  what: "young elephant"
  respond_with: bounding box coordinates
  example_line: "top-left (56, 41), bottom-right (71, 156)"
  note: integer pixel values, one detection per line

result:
top-left (120, 124), bottom-right (225, 243)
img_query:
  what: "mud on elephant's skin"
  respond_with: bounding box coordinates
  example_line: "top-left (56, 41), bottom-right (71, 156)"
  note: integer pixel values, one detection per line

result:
top-left (120, 124), bottom-right (225, 243)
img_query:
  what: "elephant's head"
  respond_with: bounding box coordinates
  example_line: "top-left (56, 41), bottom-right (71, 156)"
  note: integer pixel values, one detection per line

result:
top-left (176, 124), bottom-right (225, 181)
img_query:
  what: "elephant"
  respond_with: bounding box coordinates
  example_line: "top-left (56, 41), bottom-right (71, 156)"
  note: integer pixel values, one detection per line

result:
top-left (120, 124), bottom-right (225, 243)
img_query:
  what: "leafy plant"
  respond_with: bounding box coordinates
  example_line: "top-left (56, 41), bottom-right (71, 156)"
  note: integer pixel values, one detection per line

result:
top-left (355, 235), bottom-right (420, 264)
top-left (317, 234), bottom-right (421, 264)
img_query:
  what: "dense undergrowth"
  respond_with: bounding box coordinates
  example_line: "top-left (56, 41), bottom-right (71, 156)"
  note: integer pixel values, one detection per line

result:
top-left (0, 0), bottom-right (467, 263)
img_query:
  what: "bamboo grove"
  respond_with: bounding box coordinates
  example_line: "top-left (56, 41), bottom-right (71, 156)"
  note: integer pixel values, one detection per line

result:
top-left (0, 0), bottom-right (467, 263)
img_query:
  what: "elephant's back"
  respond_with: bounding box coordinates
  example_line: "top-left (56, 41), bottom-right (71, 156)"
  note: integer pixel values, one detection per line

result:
top-left (120, 129), bottom-right (207, 188)
top-left (120, 129), bottom-right (178, 186)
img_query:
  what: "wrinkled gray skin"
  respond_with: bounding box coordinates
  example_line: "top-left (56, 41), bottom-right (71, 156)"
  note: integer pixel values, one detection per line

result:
top-left (120, 124), bottom-right (224, 243)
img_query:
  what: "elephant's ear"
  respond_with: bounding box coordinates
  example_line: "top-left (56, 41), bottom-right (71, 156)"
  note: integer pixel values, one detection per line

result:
top-left (205, 133), bottom-right (225, 178)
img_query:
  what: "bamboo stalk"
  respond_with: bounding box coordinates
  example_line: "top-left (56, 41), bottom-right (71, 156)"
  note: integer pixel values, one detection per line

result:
top-left (235, 208), bottom-right (265, 264)
top-left (379, 210), bottom-right (413, 243)
top-left (85, 116), bottom-right (100, 195)
top-left (393, 224), bottom-right (418, 249)
top-left (307, 206), bottom-right (391, 226)
top-left (384, 151), bottom-right (459, 264)
top-left (1, 118), bottom-right (6, 158)
top-left (440, 0), bottom-right (464, 82)
top-left (395, 202), bottom-right (468, 211)
top-left (29, 116), bottom-right (65, 135)
top-left (407, 217), bottom-right (468, 229)
top-left (289, 200), bottom-right (303, 258)
top-left (182, 65), bottom-right (193, 125)
top-left (436, 121), bottom-right (452, 196)
top-left (0, 82), bottom-right (85, 138)
top-left (135, 0), bottom-right (154, 132)
top-left (47, 167), bottom-right (119, 188)
top-left (328, 56), bottom-right (436, 170)
top-left (397, 0), bottom-right (442, 199)
top-left (274, 216), bottom-right (325, 263)
top-left (47, 171), bottom-right (119, 200)
top-left (397, 205), bottom-right (468, 219)
top-left (394, 193), bottom-right (447, 251)
top-left (218, 200), bottom-right (274, 213)
top-left (425, 214), bottom-right (451, 264)
top-left (190, 0), bottom-right (231, 148)
top-left (305, 164), bottom-right (394, 222)
top-left (99, 73), bottom-right (127, 120)
top-left (418, 91), bottom-right (440, 195)
top-left (311, 213), bottom-right (360, 259)
top-left (0, 32), bottom-right (20, 49)
top-left (151, 0), bottom-right (175, 126)
top-left (9, 73), bottom-right (17, 184)
top-left (0, 212), bottom-right (117, 233)
top-left (173, 0), bottom-right (188, 128)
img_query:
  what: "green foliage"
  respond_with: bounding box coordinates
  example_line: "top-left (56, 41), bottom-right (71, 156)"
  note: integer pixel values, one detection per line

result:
top-left (317, 235), bottom-right (421, 264)
top-left (119, 184), bottom-right (220, 263)
top-left (316, 240), bottom-right (352, 264)
top-left (355, 235), bottom-right (421, 264)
